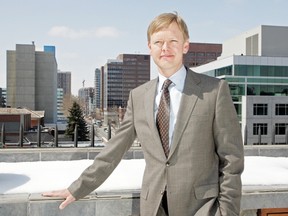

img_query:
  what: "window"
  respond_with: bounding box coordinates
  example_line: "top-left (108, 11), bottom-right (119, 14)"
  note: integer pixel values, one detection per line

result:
top-left (253, 123), bottom-right (268, 135)
top-left (275, 123), bottom-right (288, 135)
top-left (196, 52), bottom-right (205, 56)
top-left (206, 52), bottom-right (216, 57)
top-left (275, 104), bottom-right (288, 115)
top-left (253, 104), bottom-right (268, 115)
top-left (215, 66), bottom-right (232, 76)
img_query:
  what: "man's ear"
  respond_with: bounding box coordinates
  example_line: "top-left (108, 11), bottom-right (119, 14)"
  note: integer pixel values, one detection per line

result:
top-left (148, 42), bottom-right (152, 54)
top-left (183, 40), bottom-right (190, 54)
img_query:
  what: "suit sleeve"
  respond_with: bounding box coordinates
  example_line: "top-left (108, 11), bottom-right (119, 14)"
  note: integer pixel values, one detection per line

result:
top-left (68, 92), bottom-right (137, 200)
top-left (213, 80), bottom-right (244, 216)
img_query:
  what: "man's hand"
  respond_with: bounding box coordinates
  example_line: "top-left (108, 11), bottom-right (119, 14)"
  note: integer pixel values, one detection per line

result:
top-left (42, 189), bottom-right (76, 210)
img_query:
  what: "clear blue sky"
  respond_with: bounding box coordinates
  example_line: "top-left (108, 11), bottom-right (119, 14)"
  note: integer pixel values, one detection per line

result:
top-left (1, 0), bottom-right (287, 95)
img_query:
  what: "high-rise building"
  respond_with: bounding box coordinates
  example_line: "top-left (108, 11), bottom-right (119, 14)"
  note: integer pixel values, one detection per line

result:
top-left (57, 70), bottom-right (71, 96)
top-left (0, 88), bottom-right (6, 107)
top-left (94, 68), bottom-right (102, 109)
top-left (78, 87), bottom-right (95, 116)
top-left (103, 54), bottom-right (150, 110)
top-left (192, 25), bottom-right (288, 145)
top-left (6, 43), bottom-right (57, 124)
top-left (57, 88), bottom-right (66, 123)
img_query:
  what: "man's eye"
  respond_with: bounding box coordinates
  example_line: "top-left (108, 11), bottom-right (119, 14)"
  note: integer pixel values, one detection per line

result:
top-left (154, 41), bottom-right (163, 45)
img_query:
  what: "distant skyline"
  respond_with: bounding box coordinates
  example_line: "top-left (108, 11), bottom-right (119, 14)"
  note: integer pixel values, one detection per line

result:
top-left (1, 0), bottom-right (288, 95)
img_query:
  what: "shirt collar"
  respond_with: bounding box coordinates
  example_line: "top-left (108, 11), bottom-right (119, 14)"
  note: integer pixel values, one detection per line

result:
top-left (157, 65), bottom-right (186, 93)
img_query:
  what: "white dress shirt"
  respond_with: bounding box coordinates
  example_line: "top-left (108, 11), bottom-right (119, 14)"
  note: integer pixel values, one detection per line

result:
top-left (155, 65), bottom-right (186, 147)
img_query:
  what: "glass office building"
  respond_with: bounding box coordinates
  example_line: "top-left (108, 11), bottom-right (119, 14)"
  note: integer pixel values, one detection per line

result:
top-left (197, 55), bottom-right (288, 120)
top-left (193, 25), bottom-right (288, 144)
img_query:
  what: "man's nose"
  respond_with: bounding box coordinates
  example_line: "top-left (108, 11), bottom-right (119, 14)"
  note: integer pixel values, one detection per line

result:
top-left (162, 42), bottom-right (169, 50)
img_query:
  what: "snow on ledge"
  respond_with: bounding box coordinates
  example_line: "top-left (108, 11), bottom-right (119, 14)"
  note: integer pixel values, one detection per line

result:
top-left (1, 156), bottom-right (288, 195)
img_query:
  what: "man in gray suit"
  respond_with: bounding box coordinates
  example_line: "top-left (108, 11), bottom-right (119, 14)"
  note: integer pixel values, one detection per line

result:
top-left (43, 12), bottom-right (244, 216)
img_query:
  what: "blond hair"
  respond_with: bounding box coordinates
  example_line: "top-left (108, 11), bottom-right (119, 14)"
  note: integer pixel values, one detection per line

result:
top-left (147, 12), bottom-right (190, 42)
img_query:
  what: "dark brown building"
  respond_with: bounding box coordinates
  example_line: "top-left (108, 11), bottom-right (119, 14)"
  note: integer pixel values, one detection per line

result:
top-left (104, 54), bottom-right (150, 110)
top-left (57, 71), bottom-right (71, 96)
top-left (184, 42), bottom-right (222, 67)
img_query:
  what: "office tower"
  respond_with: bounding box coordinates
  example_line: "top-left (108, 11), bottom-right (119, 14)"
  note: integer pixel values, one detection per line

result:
top-left (0, 88), bottom-right (6, 107)
top-left (94, 68), bottom-right (102, 109)
top-left (103, 54), bottom-right (150, 110)
top-left (57, 88), bottom-right (66, 123)
top-left (57, 70), bottom-right (71, 97)
top-left (78, 87), bottom-right (95, 116)
top-left (6, 43), bottom-right (57, 123)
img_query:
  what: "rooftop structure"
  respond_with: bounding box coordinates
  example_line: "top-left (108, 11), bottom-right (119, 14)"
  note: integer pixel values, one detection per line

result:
top-left (0, 107), bottom-right (44, 132)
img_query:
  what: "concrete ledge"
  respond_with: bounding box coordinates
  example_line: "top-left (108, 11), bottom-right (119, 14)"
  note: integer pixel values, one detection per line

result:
top-left (244, 145), bottom-right (288, 157)
top-left (1, 145), bottom-right (288, 163)
top-left (1, 188), bottom-right (288, 216)
top-left (0, 192), bottom-right (140, 216)
top-left (0, 147), bottom-right (144, 162)
top-left (242, 186), bottom-right (288, 210)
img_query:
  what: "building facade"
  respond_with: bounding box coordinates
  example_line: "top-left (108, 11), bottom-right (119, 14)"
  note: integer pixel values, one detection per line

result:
top-left (94, 68), bottom-right (102, 109)
top-left (0, 88), bottom-right (6, 107)
top-left (6, 44), bottom-right (57, 124)
top-left (193, 25), bottom-right (288, 145)
top-left (57, 70), bottom-right (71, 97)
top-left (78, 87), bottom-right (95, 116)
top-left (103, 54), bottom-right (150, 110)
top-left (183, 42), bottom-right (222, 67)
top-left (242, 96), bottom-right (288, 145)
top-left (56, 88), bottom-right (66, 123)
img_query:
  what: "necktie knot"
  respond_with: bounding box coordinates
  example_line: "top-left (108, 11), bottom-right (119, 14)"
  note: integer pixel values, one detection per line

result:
top-left (162, 79), bottom-right (172, 91)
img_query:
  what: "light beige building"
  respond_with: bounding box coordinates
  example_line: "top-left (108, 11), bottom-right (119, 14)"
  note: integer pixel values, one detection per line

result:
top-left (6, 43), bottom-right (57, 124)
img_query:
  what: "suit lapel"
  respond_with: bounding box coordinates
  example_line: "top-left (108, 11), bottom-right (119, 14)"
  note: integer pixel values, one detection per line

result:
top-left (169, 69), bottom-right (202, 158)
top-left (144, 78), bottom-right (166, 158)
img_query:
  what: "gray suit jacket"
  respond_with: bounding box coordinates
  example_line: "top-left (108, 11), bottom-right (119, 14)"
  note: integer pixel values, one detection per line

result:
top-left (68, 68), bottom-right (244, 216)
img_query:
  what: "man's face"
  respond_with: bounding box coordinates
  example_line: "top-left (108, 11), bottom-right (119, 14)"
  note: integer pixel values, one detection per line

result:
top-left (148, 22), bottom-right (189, 77)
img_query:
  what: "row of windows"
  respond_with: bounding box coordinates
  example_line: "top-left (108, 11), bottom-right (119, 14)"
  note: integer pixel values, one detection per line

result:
top-left (186, 52), bottom-right (220, 57)
top-left (205, 65), bottom-right (288, 78)
top-left (235, 65), bottom-right (288, 77)
top-left (253, 103), bottom-right (288, 116)
top-left (247, 77), bottom-right (288, 84)
top-left (185, 58), bottom-right (212, 62)
top-left (227, 84), bottom-right (288, 104)
top-left (253, 123), bottom-right (288, 135)
top-left (227, 84), bottom-right (288, 103)
top-left (247, 85), bottom-right (288, 96)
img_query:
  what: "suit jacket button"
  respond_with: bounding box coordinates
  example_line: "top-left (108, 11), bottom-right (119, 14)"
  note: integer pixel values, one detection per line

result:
top-left (166, 162), bottom-right (170, 167)
top-left (161, 191), bottom-right (164, 195)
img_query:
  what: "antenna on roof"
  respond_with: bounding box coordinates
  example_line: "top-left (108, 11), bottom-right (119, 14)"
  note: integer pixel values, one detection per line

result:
top-left (82, 80), bottom-right (85, 88)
